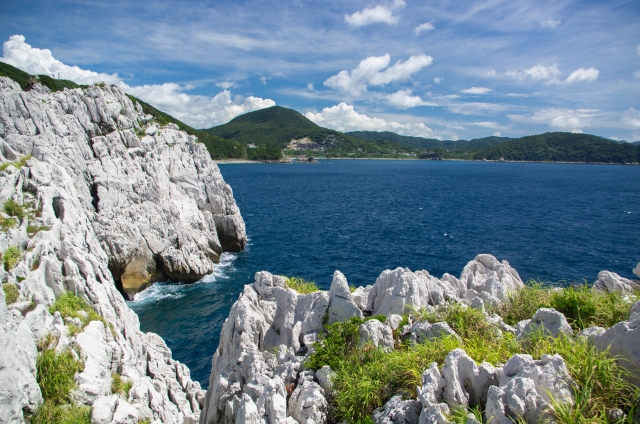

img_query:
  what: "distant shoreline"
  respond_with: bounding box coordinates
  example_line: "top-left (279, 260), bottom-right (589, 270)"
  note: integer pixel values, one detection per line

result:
top-left (214, 157), bottom-right (639, 165)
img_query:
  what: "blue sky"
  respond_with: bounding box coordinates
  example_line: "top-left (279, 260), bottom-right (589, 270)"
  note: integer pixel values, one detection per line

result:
top-left (1, 0), bottom-right (639, 141)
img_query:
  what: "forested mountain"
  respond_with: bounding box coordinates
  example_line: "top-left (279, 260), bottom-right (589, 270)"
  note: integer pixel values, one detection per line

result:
top-left (348, 131), bottom-right (512, 151)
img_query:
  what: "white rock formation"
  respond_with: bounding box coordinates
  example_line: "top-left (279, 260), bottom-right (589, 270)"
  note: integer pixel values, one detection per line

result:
top-left (515, 308), bottom-right (573, 340)
top-left (633, 262), bottom-right (640, 279)
top-left (359, 319), bottom-right (395, 352)
top-left (485, 354), bottom-right (575, 424)
top-left (594, 270), bottom-right (640, 294)
top-left (0, 77), bottom-right (246, 299)
top-left (0, 77), bottom-right (248, 422)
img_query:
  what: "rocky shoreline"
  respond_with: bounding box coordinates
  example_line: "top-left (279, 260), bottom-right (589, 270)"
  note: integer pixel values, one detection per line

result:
top-left (0, 77), bottom-right (246, 423)
top-left (200, 256), bottom-right (640, 424)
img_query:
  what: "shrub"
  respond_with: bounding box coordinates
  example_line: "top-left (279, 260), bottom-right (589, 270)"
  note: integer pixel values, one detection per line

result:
top-left (4, 198), bottom-right (25, 220)
top-left (3, 283), bottom-right (19, 304)
top-left (491, 281), bottom-right (553, 326)
top-left (284, 276), bottom-right (319, 294)
top-left (3, 245), bottom-right (22, 270)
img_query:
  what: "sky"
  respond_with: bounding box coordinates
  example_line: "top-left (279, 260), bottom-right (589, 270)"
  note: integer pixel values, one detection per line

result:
top-left (1, 0), bottom-right (639, 141)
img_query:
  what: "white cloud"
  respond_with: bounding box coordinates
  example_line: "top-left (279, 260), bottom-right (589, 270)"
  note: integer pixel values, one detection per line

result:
top-left (508, 108), bottom-right (597, 133)
top-left (493, 132), bottom-right (501, 137)
top-left (633, 70), bottom-right (640, 80)
top-left (622, 108), bottom-right (640, 130)
top-left (433, 77), bottom-right (443, 84)
top-left (324, 53), bottom-right (432, 95)
top-left (392, 0), bottom-right (406, 8)
top-left (473, 121), bottom-right (500, 128)
top-left (307, 83), bottom-right (314, 91)
top-left (541, 18), bottom-right (561, 28)
top-left (637, 45), bottom-right (640, 56)
top-left (345, 6), bottom-right (399, 26)
top-left (506, 92), bottom-right (530, 97)
top-left (461, 87), bottom-right (492, 94)
top-left (565, 67), bottom-right (599, 84)
top-left (260, 76), bottom-right (268, 85)
top-left (1, 35), bottom-right (275, 129)
top-left (215, 81), bottom-right (238, 89)
top-left (507, 64), bottom-right (561, 84)
top-left (386, 90), bottom-right (431, 108)
top-left (0, 34), bottom-right (121, 85)
top-left (414, 22), bottom-right (435, 35)
top-left (305, 102), bottom-right (438, 138)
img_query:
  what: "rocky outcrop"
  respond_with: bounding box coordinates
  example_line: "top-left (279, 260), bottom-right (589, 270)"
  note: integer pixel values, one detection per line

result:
top-left (0, 77), bottom-right (247, 422)
top-left (0, 77), bottom-right (246, 299)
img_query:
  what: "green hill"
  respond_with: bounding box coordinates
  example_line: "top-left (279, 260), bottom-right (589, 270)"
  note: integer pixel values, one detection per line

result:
top-left (348, 131), bottom-right (511, 151)
top-left (203, 106), bottom-right (414, 157)
top-left (473, 132), bottom-right (640, 164)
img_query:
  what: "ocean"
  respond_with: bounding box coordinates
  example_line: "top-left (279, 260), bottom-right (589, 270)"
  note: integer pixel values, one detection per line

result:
top-left (128, 160), bottom-right (640, 387)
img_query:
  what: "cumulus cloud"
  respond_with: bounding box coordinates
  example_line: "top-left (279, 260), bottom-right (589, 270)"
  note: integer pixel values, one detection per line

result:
top-left (305, 102), bottom-right (439, 138)
top-left (0, 35), bottom-right (121, 85)
top-left (461, 87), bottom-right (492, 94)
top-left (541, 18), bottom-right (561, 28)
top-left (473, 121), bottom-right (500, 128)
top-left (565, 67), bottom-right (599, 84)
top-left (493, 131), bottom-right (501, 136)
top-left (1, 35), bottom-right (275, 128)
top-left (507, 64), bottom-right (562, 84)
top-left (260, 76), bottom-right (268, 85)
top-left (307, 83), bottom-right (314, 91)
top-left (622, 108), bottom-right (640, 130)
top-left (433, 77), bottom-right (443, 84)
top-left (414, 22), bottom-right (435, 34)
top-left (324, 53), bottom-right (432, 95)
top-left (508, 108), bottom-right (598, 133)
top-left (345, 5), bottom-right (399, 26)
top-left (386, 90), bottom-right (432, 108)
top-left (633, 70), bottom-right (640, 80)
top-left (215, 81), bottom-right (238, 89)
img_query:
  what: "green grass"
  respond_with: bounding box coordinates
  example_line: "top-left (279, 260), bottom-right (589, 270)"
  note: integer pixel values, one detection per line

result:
top-left (49, 292), bottom-right (107, 336)
top-left (111, 373), bottom-right (133, 398)
top-left (0, 215), bottom-right (17, 231)
top-left (4, 198), bottom-right (26, 220)
top-left (0, 155), bottom-right (33, 173)
top-left (32, 335), bottom-right (89, 424)
top-left (307, 294), bottom-right (638, 423)
top-left (27, 224), bottom-right (50, 236)
top-left (3, 283), bottom-right (19, 304)
top-left (3, 245), bottom-right (22, 270)
top-left (284, 276), bottom-right (319, 294)
top-left (492, 281), bottom-right (637, 331)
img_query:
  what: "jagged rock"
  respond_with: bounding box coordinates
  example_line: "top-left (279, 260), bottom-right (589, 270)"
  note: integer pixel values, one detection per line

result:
top-left (287, 371), bottom-right (327, 424)
top-left (92, 395), bottom-right (119, 424)
top-left (372, 395), bottom-right (422, 424)
top-left (594, 271), bottom-right (640, 294)
top-left (359, 319), bottom-right (395, 352)
top-left (315, 366), bottom-right (336, 393)
top-left (440, 349), bottom-right (497, 407)
top-left (634, 262), bottom-right (640, 279)
top-left (577, 326), bottom-right (606, 341)
top-left (516, 308), bottom-right (573, 340)
top-left (629, 301), bottom-right (640, 322)
top-left (409, 321), bottom-right (460, 344)
top-left (327, 271), bottom-right (362, 324)
top-left (0, 77), bottom-right (246, 299)
top-left (459, 254), bottom-right (524, 307)
top-left (485, 354), bottom-right (575, 424)
top-left (593, 319), bottom-right (640, 384)
top-left (351, 285), bottom-right (372, 311)
top-left (0, 78), bottom-right (212, 423)
top-left (386, 314), bottom-right (403, 331)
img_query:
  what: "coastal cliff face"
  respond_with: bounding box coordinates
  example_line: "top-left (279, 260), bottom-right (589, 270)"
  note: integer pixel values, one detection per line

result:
top-left (200, 256), bottom-right (640, 424)
top-left (0, 76), bottom-right (246, 423)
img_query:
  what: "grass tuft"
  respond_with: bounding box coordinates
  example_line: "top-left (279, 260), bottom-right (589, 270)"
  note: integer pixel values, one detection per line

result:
top-left (111, 373), bottom-right (133, 398)
top-left (3, 283), bottom-right (20, 304)
top-left (3, 245), bottom-right (22, 270)
top-left (49, 292), bottom-right (106, 334)
top-left (0, 215), bottom-right (17, 231)
top-left (284, 276), bottom-right (319, 294)
top-left (4, 198), bottom-right (26, 220)
top-left (27, 224), bottom-right (50, 236)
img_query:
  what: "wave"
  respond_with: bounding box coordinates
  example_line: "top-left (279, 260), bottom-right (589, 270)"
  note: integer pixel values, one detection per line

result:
top-left (127, 252), bottom-right (239, 307)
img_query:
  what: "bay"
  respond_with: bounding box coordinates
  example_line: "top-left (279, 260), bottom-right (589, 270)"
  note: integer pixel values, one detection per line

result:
top-left (129, 160), bottom-right (640, 387)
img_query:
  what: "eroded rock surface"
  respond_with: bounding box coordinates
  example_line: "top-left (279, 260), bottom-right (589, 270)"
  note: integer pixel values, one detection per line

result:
top-left (0, 77), bottom-right (246, 299)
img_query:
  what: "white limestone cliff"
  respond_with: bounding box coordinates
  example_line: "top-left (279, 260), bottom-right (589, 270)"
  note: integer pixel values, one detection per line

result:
top-left (0, 77), bottom-right (246, 423)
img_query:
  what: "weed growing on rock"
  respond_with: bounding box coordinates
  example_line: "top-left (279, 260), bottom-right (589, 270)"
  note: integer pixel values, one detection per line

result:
top-left (448, 404), bottom-right (484, 424)
top-left (49, 292), bottom-right (106, 332)
top-left (494, 281), bottom-right (636, 331)
top-left (27, 224), bottom-right (50, 236)
top-left (3, 245), bottom-right (22, 270)
top-left (32, 335), bottom-right (89, 424)
top-left (111, 373), bottom-right (133, 398)
top-left (3, 283), bottom-right (19, 304)
top-left (284, 276), bottom-right (319, 294)
top-left (4, 198), bottom-right (26, 221)
top-left (0, 215), bottom-right (17, 231)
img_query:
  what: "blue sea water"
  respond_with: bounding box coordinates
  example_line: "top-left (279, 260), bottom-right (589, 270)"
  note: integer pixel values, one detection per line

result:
top-left (128, 160), bottom-right (640, 387)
